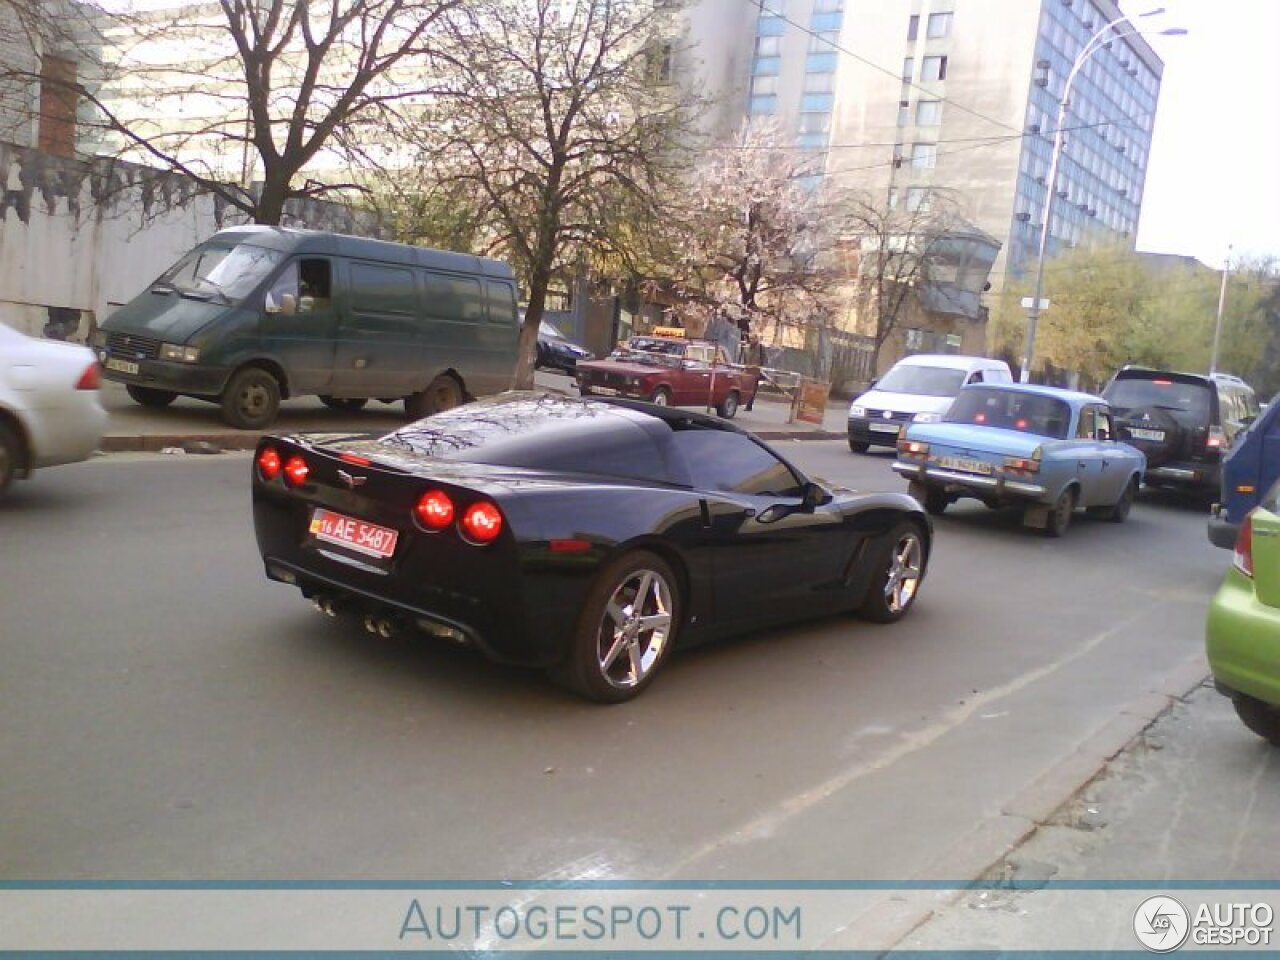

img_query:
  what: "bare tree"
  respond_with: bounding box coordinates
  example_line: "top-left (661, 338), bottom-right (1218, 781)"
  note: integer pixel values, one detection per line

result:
top-left (840, 189), bottom-right (979, 374)
top-left (2, 0), bottom-right (463, 223)
top-left (400, 0), bottom-right (697, 389)
top-left (659, 121), bottom-right (840, 340)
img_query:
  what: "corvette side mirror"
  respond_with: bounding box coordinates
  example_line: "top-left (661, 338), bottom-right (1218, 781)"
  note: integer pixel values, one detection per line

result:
top-left (802, 481), bottom-right (832, 510)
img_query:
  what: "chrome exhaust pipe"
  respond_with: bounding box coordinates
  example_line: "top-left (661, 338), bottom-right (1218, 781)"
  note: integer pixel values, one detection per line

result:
top-left (376, 618), bottom-right (396, 639)
top-left (363, 614), bottom-right (379, 634)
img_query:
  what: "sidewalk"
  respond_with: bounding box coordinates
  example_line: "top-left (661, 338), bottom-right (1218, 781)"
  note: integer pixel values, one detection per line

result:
top-left (98, 375), bottom-right (850, 453)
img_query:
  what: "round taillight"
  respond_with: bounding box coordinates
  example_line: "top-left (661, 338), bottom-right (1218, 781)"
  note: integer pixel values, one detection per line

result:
top-left (461, 501), bottom-right (503, 544)
top-left (257, 447), bottom-right (281, 480)
top-left (283, 455), bottom-right (309, 487)
top-left (415, 489), bottom-right (455, 530)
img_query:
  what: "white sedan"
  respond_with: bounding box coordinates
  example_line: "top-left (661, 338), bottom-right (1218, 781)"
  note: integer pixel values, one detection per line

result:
top-left (0, 322), bottom-right (108, 497)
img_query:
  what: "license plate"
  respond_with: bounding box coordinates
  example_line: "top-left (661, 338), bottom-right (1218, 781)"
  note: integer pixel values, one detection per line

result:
top-left (935, 455), bottom-right (993, 475)
top-left (1128, 427), bottom-right (1165, 441)
top-left (105, 357), bottom-right (140, 375)
top-left (590, 386), bottom-right (620, 395)
top-left (309, 508), bottom-right (399, 559)
top-left (869, 422), bottom-right (901, 434)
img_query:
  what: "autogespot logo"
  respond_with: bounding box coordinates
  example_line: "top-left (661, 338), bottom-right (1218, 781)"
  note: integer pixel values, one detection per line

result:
top-left (1134, 895), bottom-right (1191, 953)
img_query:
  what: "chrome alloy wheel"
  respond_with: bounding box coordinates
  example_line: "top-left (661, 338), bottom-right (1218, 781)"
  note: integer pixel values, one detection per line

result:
top-left (884, 531), bottom-right (923, 614)
top-left (596, 569), bottom-right (673, 689)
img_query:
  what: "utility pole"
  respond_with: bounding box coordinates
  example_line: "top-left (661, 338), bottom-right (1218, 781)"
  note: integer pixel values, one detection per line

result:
top-left (1209, 245), bottom-right (1231, 376)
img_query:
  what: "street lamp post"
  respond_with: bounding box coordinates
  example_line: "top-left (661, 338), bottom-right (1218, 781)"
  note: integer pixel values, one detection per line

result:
top-left (1209, 245), bottom-right (1232, 375)
top-left (1019, 10), bottom-right (1186, 383)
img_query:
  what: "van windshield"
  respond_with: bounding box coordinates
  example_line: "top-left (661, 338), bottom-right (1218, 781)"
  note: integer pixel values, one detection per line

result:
top-left (875, 365), bottom-right (967, 397)
top-left (155, 242), bottom-right (285, 303)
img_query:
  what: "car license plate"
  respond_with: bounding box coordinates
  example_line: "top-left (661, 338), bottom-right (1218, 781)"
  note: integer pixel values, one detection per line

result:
top-left (105, 357), bottom-right (140, 375)
top-left (870, 422), bottom-right (901, 434)
top-left (1128, 427), bottom-right (1165, 441)
top-left (935, 455), bottom-right (993, 475)
top-left (309, 508), bottom-right (398, 559)
top-left (590, 386), bottom-right (620, 395)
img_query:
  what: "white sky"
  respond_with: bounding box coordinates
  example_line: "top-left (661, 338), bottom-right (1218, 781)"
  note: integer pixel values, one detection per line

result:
top-left (1121, 0), bottom-right (1280, 267)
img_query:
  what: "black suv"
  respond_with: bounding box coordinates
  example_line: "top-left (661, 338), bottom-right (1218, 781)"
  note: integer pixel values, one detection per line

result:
top-left (1102, 367), bottom-right (1259, 495)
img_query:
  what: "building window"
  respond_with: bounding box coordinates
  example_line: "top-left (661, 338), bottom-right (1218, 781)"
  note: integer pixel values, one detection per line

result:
top-left (803, 71), bottom-right (834, 93)
top-left (755, 35), bottom-right (781, 57)
top-left (749, 95), bottom-right (777, 115)
top-left (888, 187), bottom-right (900, 209)
top-left (902, 56), bottom-right (914, 80)
top-left (806, 52), bottom-right (837, 71)
top-left (801, 93), bottom-right (834, 111)
top-left (810, 11), bottom-right (842, 31)
top-left (927, 12), bottom-right (953, 38)
top-left (756, 15), bottom-right (785, 36)
top-left (813, 0), bottom-right (842, 10)
top-left (797, 132), bottom-right (828, 148)
top-left (753, 56), bottom-right (781, 75)
top-left (916, 99), bottom-right (942, 125)
top-left (896, 100), bottom-right (909, 126)
top-left (907, 15), bottom-right (919, 41)
top-left (906, 187), bottom-right (931, 212)
top-left (910, 142), bottom-right (937, 168)
top-left (921, 55), bottom-right (947, 81)
top-left (809, 30), bottom-right (839, 51)
top-left (751, 75), bottom-right (778, 96)
top-left (799, 112), bottom-right (831, 134)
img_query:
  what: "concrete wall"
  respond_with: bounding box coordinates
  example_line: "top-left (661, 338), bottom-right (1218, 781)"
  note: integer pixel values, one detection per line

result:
top-left (0, 141), bottom-right (381, 340)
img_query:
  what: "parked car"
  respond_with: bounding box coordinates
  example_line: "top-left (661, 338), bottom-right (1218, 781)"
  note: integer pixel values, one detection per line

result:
top-left (575, 333), bottom-right (760, 419)
top-left (1206, 479), bottom-right (1280, 745)
top-left (847, 353), bottom-right (1013, 453)
top-left (892, 383), bottom-right (1145, 536)
top-left (0, 322), bottom-right (108, 498)
top-left (95, 227), bottom-right (519, 429)
top-left (1102, 367), bottom-right (1258, 497)
top-left (1208, 394), bottom-right (1280, 548)
top-left (252, 392), bottom-right (931, 701)
top-left (535, 320), bottom-right (593, 373)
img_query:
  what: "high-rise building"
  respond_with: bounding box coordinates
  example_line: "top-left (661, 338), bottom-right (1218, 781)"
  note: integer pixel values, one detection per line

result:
top-left (680, 0), bottom-right (1164, 289)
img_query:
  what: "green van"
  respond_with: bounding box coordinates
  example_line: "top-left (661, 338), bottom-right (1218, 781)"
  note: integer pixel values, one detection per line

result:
top-left (93, 227), bottom-right (519, 428)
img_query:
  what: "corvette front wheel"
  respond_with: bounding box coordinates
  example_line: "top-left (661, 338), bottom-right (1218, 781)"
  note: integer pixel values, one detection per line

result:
top-left (548, 551), bottom-right (680, 703)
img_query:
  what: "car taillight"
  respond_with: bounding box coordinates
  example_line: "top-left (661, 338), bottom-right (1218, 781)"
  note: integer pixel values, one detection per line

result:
top-left (1233, 517), bottom-right (1254, 578)
top-left (75, 362), bottom-right (101, 390)
top-left (256, 447), bottom-right (282, 481)
top-left (1004, 456), bottom-right (1041, 474)
top-left (897, 439), bottom-right (929, 457)
top-left (283, 455), bottom-right (309, 487)
top-left (461, 502), bottom-right (503, 544)
top-left (1207, 426), bottom-right (1227, 450)
top-left (415, 489), bottom-right (455, 530)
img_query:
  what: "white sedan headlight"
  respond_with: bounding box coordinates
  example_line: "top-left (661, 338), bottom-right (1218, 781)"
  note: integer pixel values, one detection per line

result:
top-left (849, 404), bottom-right (866, 417)
top-left (159, 343), bottom-right (200, 363)
top-left (913, 412), bottom-right (943, 423)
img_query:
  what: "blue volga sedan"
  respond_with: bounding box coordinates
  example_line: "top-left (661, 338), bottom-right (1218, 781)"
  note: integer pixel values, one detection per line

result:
top-left (891, 383), bottom-right (1146, 536)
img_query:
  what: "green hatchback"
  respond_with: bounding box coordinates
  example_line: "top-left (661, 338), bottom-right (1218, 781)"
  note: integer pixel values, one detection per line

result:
top-left (1207, 479), bottom-right (1280, 745)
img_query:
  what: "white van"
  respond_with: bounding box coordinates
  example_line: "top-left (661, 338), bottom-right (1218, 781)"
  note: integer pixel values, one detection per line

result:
top-left (847, 353), bottom-right (1013, 453)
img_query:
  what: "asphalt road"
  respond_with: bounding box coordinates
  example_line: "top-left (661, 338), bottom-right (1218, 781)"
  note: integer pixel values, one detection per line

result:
top-left (0, 442), bottom-right (1225, 885)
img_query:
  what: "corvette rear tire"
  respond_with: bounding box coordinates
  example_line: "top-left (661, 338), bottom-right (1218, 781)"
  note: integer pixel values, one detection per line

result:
top-left (548, 550), bottom-right (680, 703)
top-left (857, 521), bottom-right (926, 624)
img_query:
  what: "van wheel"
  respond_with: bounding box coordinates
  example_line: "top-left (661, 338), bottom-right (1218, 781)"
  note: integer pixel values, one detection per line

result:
top-left (405, 374), bottom-right (464, 420)
top-left (319, 396), bottom-right (368, 412)
top-left (0, 420), bottom-right (22, 498)
top-left (126, 385), bottom-right (177, 408)
top-left (221, 367), bottom-right (281, 429)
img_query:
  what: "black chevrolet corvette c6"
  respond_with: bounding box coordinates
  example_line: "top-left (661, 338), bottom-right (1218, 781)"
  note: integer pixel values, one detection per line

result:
top-left (253, 392), bottom-right (931, 702)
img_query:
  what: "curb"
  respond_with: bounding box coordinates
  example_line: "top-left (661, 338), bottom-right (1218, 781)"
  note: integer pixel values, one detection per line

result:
top-left (99, 428), bottom-right (847, 454)
top-left (818, 654), bottom-right (1211, 953)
